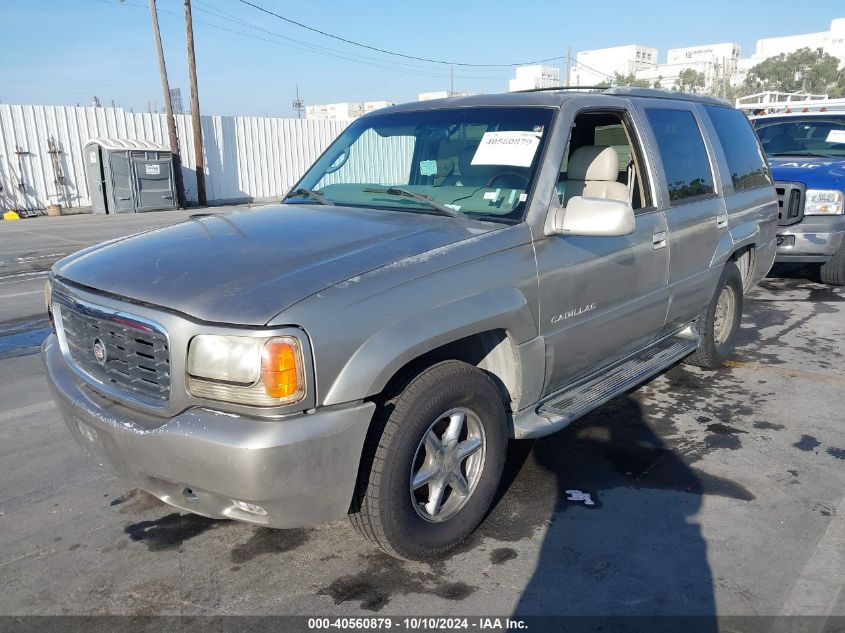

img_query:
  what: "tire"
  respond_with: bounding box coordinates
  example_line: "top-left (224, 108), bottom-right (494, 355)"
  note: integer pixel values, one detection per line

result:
top-left (819, 241), bottom-right (845, 286)
top-left (349, 360), bottom-right (508, 560)
top-left (684, 261), bottom-right (744, 369)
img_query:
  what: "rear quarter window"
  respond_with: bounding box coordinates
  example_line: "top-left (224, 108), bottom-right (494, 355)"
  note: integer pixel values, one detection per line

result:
top-left (705, 106), bottom-right (772, 192)
top-left (645, 108), bottom-right (715, 205)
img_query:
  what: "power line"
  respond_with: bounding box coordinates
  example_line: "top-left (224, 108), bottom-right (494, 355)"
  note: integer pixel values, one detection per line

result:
top-left (573, 58), bottom-right (615, 80)
top-left (236, 0), bottom-right (566, 68)
top-left (92, 0), bottom-right (512, 81)
top-left (187, 0), bottom-right (510, 77)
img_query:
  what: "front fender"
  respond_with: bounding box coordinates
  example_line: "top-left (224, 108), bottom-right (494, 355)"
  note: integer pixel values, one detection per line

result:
top-left (323, 287), bottom-right (537, 406)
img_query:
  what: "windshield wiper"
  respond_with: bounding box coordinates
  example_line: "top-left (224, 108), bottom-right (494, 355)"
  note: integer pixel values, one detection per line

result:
top-left (283, 188), bottom-right (334, 205)
top-left (362, 187), bottom-right (462, 219)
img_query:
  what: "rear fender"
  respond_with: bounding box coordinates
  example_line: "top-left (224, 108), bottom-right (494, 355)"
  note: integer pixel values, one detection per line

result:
top-left (711, 220), bottom-right (760, 268)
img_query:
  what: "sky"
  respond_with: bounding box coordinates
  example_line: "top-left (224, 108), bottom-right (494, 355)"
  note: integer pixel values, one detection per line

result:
top-left (2, 0), bottom-right (844, 117)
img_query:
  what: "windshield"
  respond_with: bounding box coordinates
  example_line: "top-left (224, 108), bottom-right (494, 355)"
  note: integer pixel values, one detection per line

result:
top-left (753, 115), bottom-right (845, 158)
top-left (289, 107), bottom-right (556, 223)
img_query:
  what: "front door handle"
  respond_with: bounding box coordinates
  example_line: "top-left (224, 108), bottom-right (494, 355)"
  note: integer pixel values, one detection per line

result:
top-left (652, 231), bottom-right (667, 250)
top-left (717, 213), bottom-right (729, 229)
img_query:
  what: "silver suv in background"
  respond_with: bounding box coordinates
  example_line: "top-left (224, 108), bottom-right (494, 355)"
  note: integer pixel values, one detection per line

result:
top-left (43, 88), bottom-right (778, 560)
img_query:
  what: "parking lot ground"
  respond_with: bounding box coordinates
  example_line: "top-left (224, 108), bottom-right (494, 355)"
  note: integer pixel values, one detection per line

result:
top-left (0, 214), bottom-right (843, 619)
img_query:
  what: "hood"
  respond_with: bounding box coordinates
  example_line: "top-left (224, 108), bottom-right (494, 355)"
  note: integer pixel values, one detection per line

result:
top-left (54, 205), bottom-right (498, 325)
top-left (767, 156), bottom-right (845, 190)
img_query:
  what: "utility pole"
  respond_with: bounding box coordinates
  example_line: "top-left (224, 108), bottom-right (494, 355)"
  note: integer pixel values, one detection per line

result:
top-left (184, 0), bottom-right (206, 206)
top-left (450, 65), bottom-right (454, 96)
top-left (149, 0), bottom-right (187, 208)
top-left (292, 84), bottom-right (305, 118)
top-left (565, 46), bottom-right (571, 87)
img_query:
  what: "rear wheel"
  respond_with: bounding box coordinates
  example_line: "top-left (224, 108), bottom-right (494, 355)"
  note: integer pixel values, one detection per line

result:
top-left (349, 360), bottom-right (508, 560)
top-left (819, 241), bottom-right (845, 286)
top-left (684, 261), bottom-right (743, 369)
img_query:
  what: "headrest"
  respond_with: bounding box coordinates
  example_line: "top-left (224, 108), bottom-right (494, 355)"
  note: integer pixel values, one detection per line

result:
top-left (568, 146), bottom-right (620, 182)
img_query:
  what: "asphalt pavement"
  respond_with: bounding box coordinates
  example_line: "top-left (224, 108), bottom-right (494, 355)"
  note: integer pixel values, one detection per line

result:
top-left (0, 212), bottom-right (843, 622)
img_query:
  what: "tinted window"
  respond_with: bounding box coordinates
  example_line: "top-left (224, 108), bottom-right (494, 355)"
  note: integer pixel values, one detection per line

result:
top-left (646, 109), bottom-right (715, 204)
top-left (705, 106), bottom-right (772, 191)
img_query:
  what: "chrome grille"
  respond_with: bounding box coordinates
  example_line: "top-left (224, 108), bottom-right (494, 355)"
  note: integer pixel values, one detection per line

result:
top-left (774, 181), bottom-right (805, 227)
top-left (56, 293), bottom-right (170, 405)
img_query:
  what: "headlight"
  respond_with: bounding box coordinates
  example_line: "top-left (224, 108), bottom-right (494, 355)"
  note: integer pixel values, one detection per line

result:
top-left (805, 189), bottom-right (844, 216)
top-left (187, 334), bottom-right (306, 406)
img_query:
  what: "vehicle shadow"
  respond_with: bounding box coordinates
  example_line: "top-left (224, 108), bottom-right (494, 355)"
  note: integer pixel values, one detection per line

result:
top-left (480, 393), bottom-right (732, 629)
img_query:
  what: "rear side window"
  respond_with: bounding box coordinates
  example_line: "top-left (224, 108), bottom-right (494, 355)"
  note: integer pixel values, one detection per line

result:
top-left (705, 106), bottom-right (772, 191)
top-left (645, 109), bottom-right (715, 204)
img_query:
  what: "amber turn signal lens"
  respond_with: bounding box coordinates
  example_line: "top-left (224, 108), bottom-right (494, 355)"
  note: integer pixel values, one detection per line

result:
top-left (261, 339), bottom-right (303, 399)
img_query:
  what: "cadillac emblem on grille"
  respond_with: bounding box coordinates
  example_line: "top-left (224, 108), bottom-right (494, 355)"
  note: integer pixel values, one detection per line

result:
top-left (92, 338), bottom-right (107, 365)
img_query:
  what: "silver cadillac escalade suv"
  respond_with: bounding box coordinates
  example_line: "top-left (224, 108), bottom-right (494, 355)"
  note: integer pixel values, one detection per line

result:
top-left (43, 88), bottom-right (778, 560)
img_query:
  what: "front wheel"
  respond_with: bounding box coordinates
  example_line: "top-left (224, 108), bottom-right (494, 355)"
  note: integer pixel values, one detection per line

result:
top-left (819, 240), bottom-right (845, 286)
top-left (684, 261), bottom-right (744, 369)
top-left (349, 360), bottom-right (508, 560)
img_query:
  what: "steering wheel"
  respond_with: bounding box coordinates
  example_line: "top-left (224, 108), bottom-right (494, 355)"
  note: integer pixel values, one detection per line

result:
top-left (325, 147), bottom-right (350, 174)
top-left (486, 171), bottom-right (530, 188)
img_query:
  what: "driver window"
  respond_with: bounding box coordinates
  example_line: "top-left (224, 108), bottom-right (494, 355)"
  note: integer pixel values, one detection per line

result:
top-left (557, 111), bottom-right (651, 211)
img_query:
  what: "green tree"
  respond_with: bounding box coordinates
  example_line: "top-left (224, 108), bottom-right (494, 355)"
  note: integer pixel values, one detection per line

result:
top-left (675, 69), bottom-right (707, 93)
top-left (612, 72), bottom-right (651, 88)
top-left (744, 47), bottom-right (845, 96)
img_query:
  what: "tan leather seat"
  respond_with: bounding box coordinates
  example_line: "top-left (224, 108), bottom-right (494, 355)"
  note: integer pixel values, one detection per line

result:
top-left (563, 145), bottom-right (629, 204)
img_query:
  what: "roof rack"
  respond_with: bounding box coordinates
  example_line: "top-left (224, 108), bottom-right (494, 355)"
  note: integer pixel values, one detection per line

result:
top-left (517, 86), bottom-right (607, 93)
top-left (517, 85), bottom-right (730, 106)
top-left (604, 86), bottom-right (729, 106)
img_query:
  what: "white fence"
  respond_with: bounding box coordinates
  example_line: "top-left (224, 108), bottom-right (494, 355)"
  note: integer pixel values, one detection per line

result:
top-left (0, 104), bottom-right (352, 212)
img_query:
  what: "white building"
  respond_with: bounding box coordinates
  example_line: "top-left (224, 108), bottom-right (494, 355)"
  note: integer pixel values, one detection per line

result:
top-left (305, 102), bottom-right (363, 120)
top-left (667, 42), bottom-right (740, 72)
top-left (571, 45), bottom-right (657, 86)
top-left (634, 42), bottom-right (740, 92)
top-left (362, 100), bottom-right (398, 115)
top-left (306, 100), bottom-right (397, 120)
top-left (417, 90), bottom-right (477, 101)
top-left (507, 65), bottom-right (561, 92)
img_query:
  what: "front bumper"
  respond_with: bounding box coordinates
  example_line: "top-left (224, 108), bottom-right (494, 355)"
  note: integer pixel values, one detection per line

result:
top-left (43, 335), bottom-right (375, 528)
top-left (776, 216), bottom-right (845, 263)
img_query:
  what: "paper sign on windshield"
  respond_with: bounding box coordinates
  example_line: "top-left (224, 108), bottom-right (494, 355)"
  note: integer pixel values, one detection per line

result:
top-left (826, 129), bottom-right (845, 144)
top-left (471, 131), bottom-right (541, 168)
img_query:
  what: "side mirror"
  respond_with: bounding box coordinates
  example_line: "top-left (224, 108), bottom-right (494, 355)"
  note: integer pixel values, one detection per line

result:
top-left (546, 195), bottom-right (635, 237)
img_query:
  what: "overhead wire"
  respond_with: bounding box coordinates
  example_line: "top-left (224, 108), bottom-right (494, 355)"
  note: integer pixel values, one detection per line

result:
top-left (235, 0), bottom-right (566, 68)
top-left (90, 0), bottom-right (513, 81)
top-left (187, 0), bottom-right (512, 79)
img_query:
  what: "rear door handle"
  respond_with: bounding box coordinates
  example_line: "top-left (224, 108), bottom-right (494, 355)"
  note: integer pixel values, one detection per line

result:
top-left (652, 231), bottom-right (667, 250)
top-left (717, 213), bottom-right (729, 229)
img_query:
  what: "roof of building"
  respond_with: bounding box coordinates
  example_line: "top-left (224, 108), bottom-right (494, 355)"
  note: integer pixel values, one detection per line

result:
top-left (85, 138), bottom-right (170, 151)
